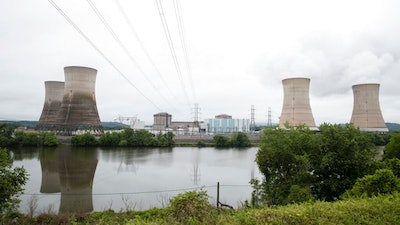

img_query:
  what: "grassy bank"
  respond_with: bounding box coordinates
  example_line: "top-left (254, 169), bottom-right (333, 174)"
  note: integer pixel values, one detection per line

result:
top-left (6, 193), bottom-right (400, 225)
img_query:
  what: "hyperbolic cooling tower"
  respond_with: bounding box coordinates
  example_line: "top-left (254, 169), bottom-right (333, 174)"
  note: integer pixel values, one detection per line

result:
top-left (279, 77), bottom-right (317, 129)
top-left (55, 66), bottom-right (103, 134)
top-left (37, 81), bottom-right (65, 130)
top-left (350, 83), bottom-right (388, 132)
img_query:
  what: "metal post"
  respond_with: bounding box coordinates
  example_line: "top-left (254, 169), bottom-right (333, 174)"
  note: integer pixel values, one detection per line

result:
top-left (217, 181), bottom-right (220, 208)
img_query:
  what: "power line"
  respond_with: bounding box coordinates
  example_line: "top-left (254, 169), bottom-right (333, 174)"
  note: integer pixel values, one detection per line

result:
top-left (48, 0), bottom-right (162, 111)
top-left (86, 0), bottom-right (174, 110)
top-left (114, 0), bottom-right (183, 107)
top-left (21, 184), bottom-right (251, 196)
top-left (155, 0), bottom-right (192, 108)
top-left (173, 0), bottom-right (196, 102)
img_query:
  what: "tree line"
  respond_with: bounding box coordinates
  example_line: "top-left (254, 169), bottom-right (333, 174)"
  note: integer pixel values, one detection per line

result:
top-left (253, 123), bottom-right (400, 206)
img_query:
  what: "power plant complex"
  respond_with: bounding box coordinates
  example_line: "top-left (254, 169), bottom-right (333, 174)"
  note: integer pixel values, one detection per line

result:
top-left (36, 66), bottom-right (389, 134)
top-left (37, 66), bottom-right (103, 135)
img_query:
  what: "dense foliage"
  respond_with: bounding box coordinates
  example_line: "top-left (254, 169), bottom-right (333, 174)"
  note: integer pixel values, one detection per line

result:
top-left (0, 124), bottom-right (59, 147)
top-left (383, 132), bottom-right (400, 159)
top-left (254, 124), bottom-right (378, 206)
top-left (0, 148), bottom-right (28, 217)
top-left (74, 129), bottom-right (175, 147)
top-left (3, 192), bottom-right (400, 224)
top-left (213, 132), bottom-right (252, 148)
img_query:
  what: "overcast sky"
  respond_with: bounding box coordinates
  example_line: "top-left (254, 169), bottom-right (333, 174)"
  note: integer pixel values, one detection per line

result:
top-left (1, 0), bottom-right (400, 125)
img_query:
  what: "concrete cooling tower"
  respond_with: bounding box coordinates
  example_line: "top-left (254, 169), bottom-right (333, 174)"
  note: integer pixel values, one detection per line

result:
top-left (279, 77), bottom-right (317, 129)
top-left (37, 81), bottom-right (65, 130)
top-left (55, 66), bottom-right (103, 135)
top-left (350, 83), bottom-right (388, 132)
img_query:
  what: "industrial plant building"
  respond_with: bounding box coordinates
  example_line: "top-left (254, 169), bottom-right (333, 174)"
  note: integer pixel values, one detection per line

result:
top-left (205, 114), bottom-right (250, 134)
top-left (152, 112), bottom-right (202, 134)
top-left (279, 77), bottom-right (317, 130)
top-left (350, 83), bottom-right (388, 133)
top-left (37, 66), bottom-right (103, 135)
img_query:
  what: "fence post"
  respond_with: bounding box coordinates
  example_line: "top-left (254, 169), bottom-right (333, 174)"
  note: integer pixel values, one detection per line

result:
top-left (217, 181), bottom-right (220, 208)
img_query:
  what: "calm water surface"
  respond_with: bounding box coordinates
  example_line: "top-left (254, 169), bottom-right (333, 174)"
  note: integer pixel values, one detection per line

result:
top-left (12, 146), bottom-right (261, 214)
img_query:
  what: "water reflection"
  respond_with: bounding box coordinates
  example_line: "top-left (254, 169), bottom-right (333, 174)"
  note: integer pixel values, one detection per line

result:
top-left (14, 146), bottom-right (261, 213)
top-left (39, 147), bottom-right (98, 213)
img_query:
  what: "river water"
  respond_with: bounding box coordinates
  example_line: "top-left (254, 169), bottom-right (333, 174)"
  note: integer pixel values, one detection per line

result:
top-left (11, 146), bottom-right (262, 214)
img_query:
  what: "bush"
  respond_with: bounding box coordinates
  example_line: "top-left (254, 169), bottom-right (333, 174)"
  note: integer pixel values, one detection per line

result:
top-left (213, 135), bottom-right (231, 147)
top-left (0, 148), bottom-right (28, 217)
top-left (231, 132), bottom-right (251, 147)
top-left (168, 190), bottom-right (216, 224)
top-left (71, 133), bottom-right (98, 146)
top-left (342, 169), bottom-right (400, 198)
top-left (384, 133), bottom-right (400, 160)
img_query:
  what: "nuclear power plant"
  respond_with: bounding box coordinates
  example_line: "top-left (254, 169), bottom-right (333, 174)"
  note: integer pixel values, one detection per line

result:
top-left (350, 83), bottom-right (388, 133)
top-left (279, 77), bottom-right (317, 129)
top-left (36, 66), bottom-right (103, 135)
top-left (37, 81), bottom-right (65, 130)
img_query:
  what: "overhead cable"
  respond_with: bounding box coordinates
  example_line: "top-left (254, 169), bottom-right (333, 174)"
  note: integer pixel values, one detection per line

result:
top-left (48, 0), bottom-right (162, 111)
top-left (155, 0), bottom-right (192, 108)
top-left (173, 0), bottom-right (197, 102)
top-left (114, 0), bottom-right (183, 107)
top-left (86, 0), bottom-right (175, 109)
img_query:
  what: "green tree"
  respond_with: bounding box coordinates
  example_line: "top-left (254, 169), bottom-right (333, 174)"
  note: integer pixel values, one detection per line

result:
top-left (342, 169), bottom-right (400, 198)
top-left (0, 148), bottom-right (28, 216)
top-left (311, 124), bottom-right (376, 201)
top-left (0, 125), bottom-right (14, 147)
top-left (156, 132), bottom-right (175, 147)
top-left (213, 135), bottom-right (231, 147)
top-left (71, 133), bottom-right (98, 146)
top-left (99, 132), bottom-right (122, 146)
top-left (383, 133), bottom-right (400, 160)
top-left (254, 124), bottom-right (377, 205)
top-left (231, 132), bottom-right (251, 147)
top-left (255, 126), bottom-right (315, 205)
top-left (41, 132), bottom-right (59, 147)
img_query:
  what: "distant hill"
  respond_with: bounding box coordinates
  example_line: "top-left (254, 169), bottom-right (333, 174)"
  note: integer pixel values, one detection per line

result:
top-left (0, 120), bottom-right (129, 129)
top-left (386, 123), bottom-right (400, 132)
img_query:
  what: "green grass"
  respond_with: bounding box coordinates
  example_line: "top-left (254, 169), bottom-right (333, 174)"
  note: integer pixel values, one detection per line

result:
top-left (5, 194), bottom-right (400, 225)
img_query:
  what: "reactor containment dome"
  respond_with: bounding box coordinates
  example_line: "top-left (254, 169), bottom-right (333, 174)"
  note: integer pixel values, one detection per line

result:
top-left (350, 83), bottom-right (388, 133)
top-left (279, 77), bottom-right (317, 129)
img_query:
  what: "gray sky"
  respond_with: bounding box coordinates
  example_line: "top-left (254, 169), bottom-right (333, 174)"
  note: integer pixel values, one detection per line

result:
top-left (1, 0), bottom-right (400, 125)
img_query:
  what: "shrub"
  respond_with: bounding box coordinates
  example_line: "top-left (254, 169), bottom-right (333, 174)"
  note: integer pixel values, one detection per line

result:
top-left (231, 132), bottom-right (251, 147)
top-left (0, 148), bottom-right (28, 217)
top-left (71, 133), bottom-right (98, 146)
top-left (168, 190), bottom-right (216, 224)
top-left (213, 135), bottom-right (231, 147)
top-left (342, 169), bottom-right (400, 198)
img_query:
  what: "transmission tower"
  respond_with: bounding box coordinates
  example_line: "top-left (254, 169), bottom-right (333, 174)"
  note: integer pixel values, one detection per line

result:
top-left (191, 103), bottom-right (201, 134)
top-left (267, 107), bottom-right (272, 127)
top-left (250, 105), bottom-right (256, 132)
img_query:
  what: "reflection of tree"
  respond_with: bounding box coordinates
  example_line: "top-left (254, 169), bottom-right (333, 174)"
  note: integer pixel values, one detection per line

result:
top-left (39, 147), bottom-right (98, 214)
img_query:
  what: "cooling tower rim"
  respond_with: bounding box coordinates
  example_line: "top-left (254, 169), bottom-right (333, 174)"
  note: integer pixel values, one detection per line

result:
top-left (282, 77), bottom-right (310, 82)
top-left (64, 66), bottom-right (97, 72)
top-left (352, 83), bottom-right (380, 88)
